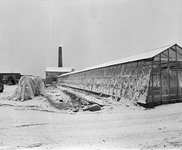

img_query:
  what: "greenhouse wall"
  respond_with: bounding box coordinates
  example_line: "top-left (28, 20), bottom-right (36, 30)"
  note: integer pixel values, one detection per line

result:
top-left (59, 60), bottom-right (152, 104)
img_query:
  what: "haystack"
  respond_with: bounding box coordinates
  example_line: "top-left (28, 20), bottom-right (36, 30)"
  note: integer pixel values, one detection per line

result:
top-left (8, 75), bottom-right (46, 101)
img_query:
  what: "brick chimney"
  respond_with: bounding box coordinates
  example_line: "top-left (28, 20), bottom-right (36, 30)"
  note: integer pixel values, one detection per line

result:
top-left (58, 47), bottom-right (63, 67)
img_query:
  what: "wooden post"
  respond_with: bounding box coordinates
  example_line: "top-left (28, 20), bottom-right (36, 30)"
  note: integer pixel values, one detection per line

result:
top-left (168, 49), bottom-right (170, 102)
top-left (151, 60), bottom-right (154, 106)
top-left (159, 54), bottom-right (162, 104)
top-left (58, 47), bottom-right (63, 67)
top-left (175, 45), bottom-right (179, 101)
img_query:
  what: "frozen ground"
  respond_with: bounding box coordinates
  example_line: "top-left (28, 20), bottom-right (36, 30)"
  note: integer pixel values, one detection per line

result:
top-left (0, 85), bottom-right (182, 150)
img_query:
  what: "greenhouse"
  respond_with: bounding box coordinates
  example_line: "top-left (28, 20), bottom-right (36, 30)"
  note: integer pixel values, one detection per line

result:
top-left (59, 43), bottom-right (182, 107)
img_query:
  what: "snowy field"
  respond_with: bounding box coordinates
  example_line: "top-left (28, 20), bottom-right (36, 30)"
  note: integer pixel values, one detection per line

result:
top-left (0, 85), bottom-right (182, 150)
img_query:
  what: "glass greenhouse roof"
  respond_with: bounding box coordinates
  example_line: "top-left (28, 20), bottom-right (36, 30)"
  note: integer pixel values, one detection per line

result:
top-left (60, 43), bottom-right (182, 76)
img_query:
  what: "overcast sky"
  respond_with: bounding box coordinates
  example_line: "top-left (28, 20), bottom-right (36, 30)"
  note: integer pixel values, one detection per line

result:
top-left (0, 0), bottom-right (182, 78)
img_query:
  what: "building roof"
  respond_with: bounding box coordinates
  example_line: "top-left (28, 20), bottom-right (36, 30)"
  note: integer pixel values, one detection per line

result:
top-left (46, 67), bottom-right (73, 72)
top-left (60, 43), bottom-right (182, 76)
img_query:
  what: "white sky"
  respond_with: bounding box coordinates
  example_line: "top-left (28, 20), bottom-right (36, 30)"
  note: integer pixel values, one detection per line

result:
top-left (0, 0), bottom-right (182, 78)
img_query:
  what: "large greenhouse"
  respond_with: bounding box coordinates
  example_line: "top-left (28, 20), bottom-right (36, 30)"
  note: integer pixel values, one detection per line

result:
top-left (58, 43), bottom-right (182, 107)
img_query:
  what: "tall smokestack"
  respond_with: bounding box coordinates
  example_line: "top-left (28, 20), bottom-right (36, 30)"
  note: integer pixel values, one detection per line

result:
top-left (58, 47), bottom-right (63, 67)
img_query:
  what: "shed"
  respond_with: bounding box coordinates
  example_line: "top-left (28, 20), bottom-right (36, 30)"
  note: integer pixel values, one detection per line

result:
top-left (0, 73), bottom-right (21, 84)
top-left (46, 67), bottom-right (74, 84)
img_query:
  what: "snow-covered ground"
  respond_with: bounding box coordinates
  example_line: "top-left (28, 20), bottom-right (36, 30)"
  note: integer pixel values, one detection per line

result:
top-left (0, 85), bottom-right (182, 150)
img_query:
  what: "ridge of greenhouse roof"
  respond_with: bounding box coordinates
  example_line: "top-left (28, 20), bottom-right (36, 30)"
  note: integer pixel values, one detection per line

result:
top-left (60, 43), bottom-right (180, 76)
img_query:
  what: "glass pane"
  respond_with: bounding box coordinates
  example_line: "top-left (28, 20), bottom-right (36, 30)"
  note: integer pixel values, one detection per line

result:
top-left (138, 61), bottom-right (144, 66)
top-left (169, 48), bottom-right (176, 61)
top-left (107, 67), bottom-right (111, 77)
top-left (175, 46), bottom-right (182, 99)
top-left (153, 54), bottom-right (160, 62)
top-left (126, 63), bottom-right (132, 75)
top-left (161, 50), bottom-right (169, 102)
top-left (168, 48), bottom-right (177, 99)
top-left (153, 74), bottom-right (161, 103)
top-left (121, 64), bottom-right (126, 76)
top-left (145, 60), bottom-right (152, 66)
top-left (105, 68), bottom-right (109, 77)
top-left (127, 63), bottom-right (131, 67)
top-left (153, 55), bottom-right (160, 74)
top-left (178, 71), bottom-right (182, 99)
top-left (176, 46), bottom-right (182, 60)
top-left (161, 51), bottom-right (168, 69)
top-left (161, 53), bottom-right (168, 59)
top-left (130, 65), bottom-right (135, 75)
top-left (147, 71), bottom-right (153, 103)
top-left (114, 66), bottom-right (118, 76)
top-left (99, 69), bottom-right (102, 77)
top-left (111, 66), bottom-right (115, 77)
top-left (161, 68), bottom-right (169, 101)
top-left (132, 62), bottom-right (137, 67)
top-left (119, 65), bottom-right (124, 76)
top-left (117, 65), bottom-right (122, 76)
top-left (161, 50), bottom-right (168, 63)
top-left (169, 69), bottom-right (177, 98)
top-left (137, 66), bottom-right (142, 76)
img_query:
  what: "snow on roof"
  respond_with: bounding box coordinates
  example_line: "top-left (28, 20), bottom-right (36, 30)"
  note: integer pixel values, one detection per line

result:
top-left (46, 67), bottom-right (73, 72)
top-left (83, 44), bottom-right (174, 70)
top-left (60, 43), bottom-right (181, 77)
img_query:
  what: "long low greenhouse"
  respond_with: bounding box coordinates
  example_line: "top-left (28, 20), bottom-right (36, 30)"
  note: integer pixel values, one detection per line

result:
top-left (58, 43), bottom-right (182, 107)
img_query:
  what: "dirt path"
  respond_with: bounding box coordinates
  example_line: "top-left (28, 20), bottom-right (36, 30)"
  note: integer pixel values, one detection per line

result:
top-left (0, 86), bottom-right (182, 149)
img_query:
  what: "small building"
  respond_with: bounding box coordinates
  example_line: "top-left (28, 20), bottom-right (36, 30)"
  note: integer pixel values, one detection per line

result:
top-left (45, 67), bottom-right (74, 85)
top-left (0, 73), bottom-right (21, 84)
